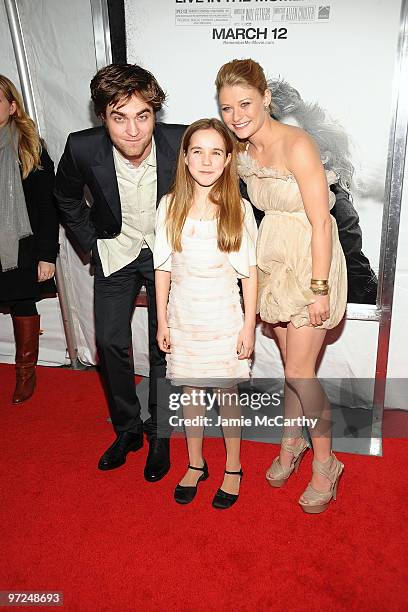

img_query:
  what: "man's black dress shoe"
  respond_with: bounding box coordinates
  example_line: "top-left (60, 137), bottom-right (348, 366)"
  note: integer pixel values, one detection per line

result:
top-left (144, 438), bottom-right (170, 482)
top-left (98, 430), bottom-right (144, 471)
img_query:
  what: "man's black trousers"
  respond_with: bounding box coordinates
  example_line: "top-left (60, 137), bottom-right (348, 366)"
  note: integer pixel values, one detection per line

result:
top-left (93, 247), bottom-right (166, 438)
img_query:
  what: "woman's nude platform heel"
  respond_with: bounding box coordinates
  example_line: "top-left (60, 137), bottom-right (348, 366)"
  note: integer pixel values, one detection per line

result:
top-left (299, 452), bottom-right (344, 514)
top-left (265, 437), bottom-right (309, 488)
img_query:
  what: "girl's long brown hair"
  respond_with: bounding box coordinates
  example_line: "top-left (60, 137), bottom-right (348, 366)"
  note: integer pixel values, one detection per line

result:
top-left (0, 75), bottom-right (41, 178)
top-left (167, 118), bottom-right (243, 253)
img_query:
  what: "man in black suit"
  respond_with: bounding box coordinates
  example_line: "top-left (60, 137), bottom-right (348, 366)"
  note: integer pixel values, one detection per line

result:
top-left (55, 64), bottom-right (185, 481)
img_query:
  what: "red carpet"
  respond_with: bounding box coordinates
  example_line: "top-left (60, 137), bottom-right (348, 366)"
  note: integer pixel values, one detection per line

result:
top-left (0, 364), bottom-right (407, 611)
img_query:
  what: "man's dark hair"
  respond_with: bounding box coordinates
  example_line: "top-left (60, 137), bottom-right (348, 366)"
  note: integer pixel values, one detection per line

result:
top-left (90, 63), bottom-right (166, 116)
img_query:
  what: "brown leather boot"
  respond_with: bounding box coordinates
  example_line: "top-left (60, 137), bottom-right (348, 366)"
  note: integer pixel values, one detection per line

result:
top-left (11, 314), bottom-right (40, 404)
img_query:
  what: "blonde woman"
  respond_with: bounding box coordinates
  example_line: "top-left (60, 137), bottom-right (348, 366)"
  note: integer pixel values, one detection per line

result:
top-left (216, 59), bottom-right (346, 514)
top-left (0, 75), bottom-right (58, 403)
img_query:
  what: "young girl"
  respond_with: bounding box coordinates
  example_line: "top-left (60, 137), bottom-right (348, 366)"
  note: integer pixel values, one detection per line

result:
top-left (154, 118), bottom-right (257, 509)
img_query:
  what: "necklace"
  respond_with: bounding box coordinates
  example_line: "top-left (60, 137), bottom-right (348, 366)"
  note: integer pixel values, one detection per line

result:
top-left (199, 207), bottom-right (209, 221)
top-left (193, 201), bottom-right (213, 221)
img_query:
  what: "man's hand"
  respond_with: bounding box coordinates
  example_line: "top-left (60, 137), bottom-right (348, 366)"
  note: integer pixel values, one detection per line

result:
top-left (38, 261), bottom-right (55, 282)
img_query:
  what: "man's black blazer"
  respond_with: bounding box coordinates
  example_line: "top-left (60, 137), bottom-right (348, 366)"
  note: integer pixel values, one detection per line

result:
top-left (54, 123), bottom-right (186, 254)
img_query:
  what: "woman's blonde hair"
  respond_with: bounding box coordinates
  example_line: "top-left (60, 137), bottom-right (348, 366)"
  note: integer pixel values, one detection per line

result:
top-left (215, 58), bottom-right (275, 114)
top-left (0, 75), bottom-right (41, 178)
top-left (166, 118), bottom-right (243, 253)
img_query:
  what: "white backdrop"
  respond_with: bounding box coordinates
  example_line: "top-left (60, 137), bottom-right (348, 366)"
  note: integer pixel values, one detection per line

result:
top-left (0, 0), bottom-right (406, 411)
top-left (125, 0), bottom-right (408, 407)
top-left (126, 0), bottom-right (400, 273)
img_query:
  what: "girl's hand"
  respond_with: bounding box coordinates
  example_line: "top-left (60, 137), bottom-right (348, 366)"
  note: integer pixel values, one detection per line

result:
top-left (308, 295), bottom-right (330, 327)
top-left (38, 261), bottom-right (55, 282)
top-left (236, 325), bottom-right (255, 360)
top-left (157, 322), bottom-right (171, 353)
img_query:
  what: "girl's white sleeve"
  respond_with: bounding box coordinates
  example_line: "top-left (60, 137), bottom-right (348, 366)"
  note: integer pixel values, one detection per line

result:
top-left (227, 199), bottom-right (258, 278)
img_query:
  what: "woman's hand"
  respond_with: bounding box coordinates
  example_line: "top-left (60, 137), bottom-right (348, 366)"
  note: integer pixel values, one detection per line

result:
top-left (308, 295), bottom-right (330, 327)
top-left (157, 322), bottom-right (171, 353)
top-left (236, 324), bottom-right (255, 360)
top-left (38, 261), bottom-right (55, 282)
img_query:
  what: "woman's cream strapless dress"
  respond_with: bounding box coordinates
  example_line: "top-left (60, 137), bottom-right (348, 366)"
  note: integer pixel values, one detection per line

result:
top-left (238, 152), bottom-right (347, 329)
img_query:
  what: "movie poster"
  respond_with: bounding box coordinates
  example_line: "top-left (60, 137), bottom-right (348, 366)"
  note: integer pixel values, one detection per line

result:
top-left (126, 0), bottom-right (402, 304)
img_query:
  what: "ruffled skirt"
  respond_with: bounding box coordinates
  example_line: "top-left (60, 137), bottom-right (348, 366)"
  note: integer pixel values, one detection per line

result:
top-left (166, 219), bottom-right (250, 387)
top-left (257, 211), bottom-right (347, 329)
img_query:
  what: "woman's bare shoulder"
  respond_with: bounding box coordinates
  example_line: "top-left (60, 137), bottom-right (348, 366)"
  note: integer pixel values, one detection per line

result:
top-left (281, 123), bottom-right (314, 149)
top-left (283, 126), bottom-right (320, 171)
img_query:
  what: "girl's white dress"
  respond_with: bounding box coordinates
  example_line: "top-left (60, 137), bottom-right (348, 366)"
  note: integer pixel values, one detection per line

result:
top-left (154, 196), bottom-right (258, 387)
